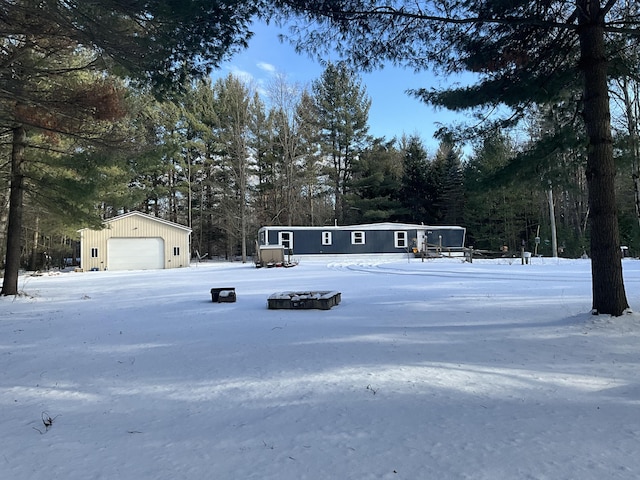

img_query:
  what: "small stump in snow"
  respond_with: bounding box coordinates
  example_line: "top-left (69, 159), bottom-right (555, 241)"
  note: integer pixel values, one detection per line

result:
top-left (267, 291), bottom-right (341, 310)
top-left (211, 287), bottom-right (236, 303)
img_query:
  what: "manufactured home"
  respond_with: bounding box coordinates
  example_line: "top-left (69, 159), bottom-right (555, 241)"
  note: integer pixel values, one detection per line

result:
top-left (78, 211), bottom-right (191, 271)
top-left (257, 223), bottom-right (466, 257)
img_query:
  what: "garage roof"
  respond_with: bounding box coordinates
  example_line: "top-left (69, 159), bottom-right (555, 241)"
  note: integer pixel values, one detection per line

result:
top-left (78, 211), bottom-right (192, 233)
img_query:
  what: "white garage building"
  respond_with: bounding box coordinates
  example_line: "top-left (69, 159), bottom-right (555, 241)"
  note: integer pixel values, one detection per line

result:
top-left (78, 211), bottom-right (191, 271)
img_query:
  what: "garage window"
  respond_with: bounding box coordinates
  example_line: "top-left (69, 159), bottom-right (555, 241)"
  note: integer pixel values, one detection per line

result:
top-left (91, 247), bottom-right (98, 258)
top-left (173, 246), bottom-right (180, 256)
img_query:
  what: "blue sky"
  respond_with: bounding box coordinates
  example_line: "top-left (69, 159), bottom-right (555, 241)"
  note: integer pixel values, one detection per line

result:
top-left (211, 20), bottom-right (471, 153)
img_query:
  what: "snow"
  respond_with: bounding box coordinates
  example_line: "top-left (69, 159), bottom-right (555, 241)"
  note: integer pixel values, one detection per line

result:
top-left (1, 256), bottom-right (640, 479)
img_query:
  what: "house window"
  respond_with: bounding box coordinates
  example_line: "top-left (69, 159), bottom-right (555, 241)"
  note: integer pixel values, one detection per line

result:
top-left (173, 246), bottom-right (180, 256)
top-left (91, 247), bottom-right (98, 258)
top-left (279, 231), bottom-right (294, 250)
top-left (351, 231), bottom-right (365, 245)
top-left (322, 231), bottom-right (332, 246)
top-left (394, 231), bottom-right (407, 248)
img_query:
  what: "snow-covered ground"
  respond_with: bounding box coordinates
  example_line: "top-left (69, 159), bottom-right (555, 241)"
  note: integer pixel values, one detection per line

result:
top-left (1, 256), bottom-right (639, 480)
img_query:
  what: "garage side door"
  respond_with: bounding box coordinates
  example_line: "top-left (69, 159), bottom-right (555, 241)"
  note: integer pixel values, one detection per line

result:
top-left (108, 237), bottom-right (165, 271)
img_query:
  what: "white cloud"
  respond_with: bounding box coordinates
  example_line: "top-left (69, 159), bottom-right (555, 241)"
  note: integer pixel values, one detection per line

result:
top-left (257, 62), bottom-right (277, 74)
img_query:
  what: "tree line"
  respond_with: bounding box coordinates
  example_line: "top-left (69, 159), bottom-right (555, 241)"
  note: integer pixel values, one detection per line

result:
top-left (0, 0), bottom-right (639, 315)
top-left (3, 60), bottom-right (640, 266)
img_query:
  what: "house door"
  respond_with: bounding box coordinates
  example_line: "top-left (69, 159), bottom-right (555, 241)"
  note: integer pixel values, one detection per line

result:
top-left (416, 231), bottom-right (426, 252)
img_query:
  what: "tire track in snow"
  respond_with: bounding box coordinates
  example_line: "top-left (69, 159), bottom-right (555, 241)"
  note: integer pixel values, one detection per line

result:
top-left (329, 262), bottom-right (595, 283)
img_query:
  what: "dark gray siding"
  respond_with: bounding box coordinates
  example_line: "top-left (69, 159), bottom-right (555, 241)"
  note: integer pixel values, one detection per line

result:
top-left (259, 224), bottom-right (465, 255)
top-left (425, 228), bottom-right (466, 249)
top-left (262, 227), bottom-right (418, 254)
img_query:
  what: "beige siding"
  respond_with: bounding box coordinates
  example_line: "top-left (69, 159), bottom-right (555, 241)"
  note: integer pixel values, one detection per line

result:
top-left (79, 212), bottom-right (191, 271)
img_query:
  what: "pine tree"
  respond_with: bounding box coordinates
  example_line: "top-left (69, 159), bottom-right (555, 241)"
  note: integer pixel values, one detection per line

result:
top-left (0, 0), bottom-right (258, 294)
top-left (312, 62), bottom-right (371, 224)
top-left (1, 44), bottom-right (127, 294)
top-left (463, 132), bottom-right (538, 252)
top-left (295, 90), bottom-right (331, 226)
top-left (435, 144), bottom-right (465, 226)
top-left (213, 74), bottom-right (253, 262)
top-left (347, 138), bottom-right (403, 223)
top-left (398, 135), bottom-right (431, 223)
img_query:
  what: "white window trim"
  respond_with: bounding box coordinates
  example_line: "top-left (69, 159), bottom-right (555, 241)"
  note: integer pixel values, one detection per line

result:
top-left (351, 231), bottom-right (365, 245)
top-left (322, 231), bottom-right (332, 246)
top-left (394, 231), bottom-right (408, 248)
top-left (278, 231), bottom-right (294, 250)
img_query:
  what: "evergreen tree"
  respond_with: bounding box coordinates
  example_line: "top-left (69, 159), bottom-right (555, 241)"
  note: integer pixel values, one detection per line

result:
top-left (295, 90), bottom-right (331, 226)
top-left (609, 18), bottom-right (640, 248)
top-left (0, 1), bottom-right (259, 93)
top-left (213, 74), bottom-right (253, 262)
top-left (312, 62), bottom-right (371, 224)
top-left (0, 43), bottom-right (127, 294)
top-left (398, 135), bottom-right (431, 223)
top-left (346, 138), bottom-right (403, 223)
top-left (0, 0), bottom-right (258, 295)
top-left (181, 79), bottom-right (220, 234)
top-left (463, 132), bottom-right (539, 252)
top-left (433, 143), bottom-right (465, 226)
top-left (250, 92), bottom-right (276, 228)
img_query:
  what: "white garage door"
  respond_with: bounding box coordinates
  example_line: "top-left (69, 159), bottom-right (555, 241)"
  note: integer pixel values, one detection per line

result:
top-left (107, 237), bottom-right (164, 271)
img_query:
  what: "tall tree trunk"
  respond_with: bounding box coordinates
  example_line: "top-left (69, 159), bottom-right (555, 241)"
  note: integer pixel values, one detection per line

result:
top-left (241, 207), bottom-right (247, 262)
top-left (0, 180), bottom-right (9, 268)
top-left (547, 187), bottom-right (558, 258)
top-left (1, 125), bottom-right (27, 296)
top-left (30, 214), bottom-right (40, 270)
top-left (578, 0), bottom-right (629, 315)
